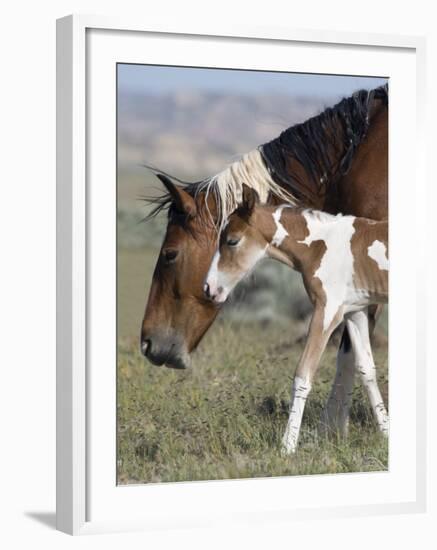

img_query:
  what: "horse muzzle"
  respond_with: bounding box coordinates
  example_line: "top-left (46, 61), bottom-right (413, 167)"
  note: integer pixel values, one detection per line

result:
top-left (203, 281), bottom-right (228, 304)
top-left (140, 331), bottom-right (190, 370)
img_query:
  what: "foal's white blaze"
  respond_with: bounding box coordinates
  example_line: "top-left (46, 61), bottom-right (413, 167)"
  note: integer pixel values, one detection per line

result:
top-left (367, 240), bottom-right (389, 271)
top-left (271, 205), bottom-right (291, 247)
top-left (205, 250), bottom-right (228, 303)
top-left (207, 250), bottom-right (220, 286)
top-left (299, 211), bottom-right (356, 331)
top-left (206, 241), bottom-right (268, 303)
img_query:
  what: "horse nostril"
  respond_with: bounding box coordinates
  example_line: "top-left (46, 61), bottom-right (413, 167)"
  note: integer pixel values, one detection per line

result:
top-left (141, 338), bottom-right (151, 356)
top-left (204, 282), bottom-right (211, 299)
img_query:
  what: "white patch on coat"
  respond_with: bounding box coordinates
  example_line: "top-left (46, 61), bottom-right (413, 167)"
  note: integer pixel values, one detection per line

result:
top-left (271, 205), bottom-right (291, 247)
top-left (367, 240), bottom-right (389, 271)
top-left (299, 211), bottom-right (356, 331)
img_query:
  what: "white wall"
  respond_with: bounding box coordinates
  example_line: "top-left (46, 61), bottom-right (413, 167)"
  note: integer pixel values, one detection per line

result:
top-left (0, 1), bottom-right (435, 547)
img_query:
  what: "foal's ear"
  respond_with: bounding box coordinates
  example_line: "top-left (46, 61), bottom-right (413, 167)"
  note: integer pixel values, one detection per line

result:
top-left (156, 174), bottom-right (197, 218)
top-left (241, 183), bottom-right (259, 217)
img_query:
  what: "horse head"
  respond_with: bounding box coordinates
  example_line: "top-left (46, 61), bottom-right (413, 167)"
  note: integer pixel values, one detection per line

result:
top-left (140, 174), bottom-right (220, 369)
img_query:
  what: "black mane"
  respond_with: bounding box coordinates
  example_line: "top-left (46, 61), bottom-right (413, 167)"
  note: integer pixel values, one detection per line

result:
top-left (260, 84), bottom-right (388, 204)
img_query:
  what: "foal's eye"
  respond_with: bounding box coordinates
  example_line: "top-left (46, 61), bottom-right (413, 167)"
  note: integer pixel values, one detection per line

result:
top-left (163, 249), bottom-right (178, 264)
top-left (226, 238), bottom-right (240, 247)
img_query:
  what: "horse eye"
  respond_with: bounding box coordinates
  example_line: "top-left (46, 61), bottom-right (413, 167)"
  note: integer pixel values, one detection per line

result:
top-left (227, 238), bottom-right (240, 247)
top-left (163, 249), bottom-right (178, 264)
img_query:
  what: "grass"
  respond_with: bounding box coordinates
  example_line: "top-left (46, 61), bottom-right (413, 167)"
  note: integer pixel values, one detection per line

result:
top-left (117, 247), bottom-right (156, 340)
top-left (117, 319), bottom-right (388, 484)
top-left (116, 206), bottom-right (389, 484)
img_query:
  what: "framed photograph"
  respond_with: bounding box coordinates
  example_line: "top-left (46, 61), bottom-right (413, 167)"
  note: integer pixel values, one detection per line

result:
top-left (56, 15), bottom-right (426, 535)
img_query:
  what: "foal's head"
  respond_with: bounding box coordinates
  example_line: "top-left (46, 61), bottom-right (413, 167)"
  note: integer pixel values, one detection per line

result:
top-left (204, 186), bottom-right (272, 304)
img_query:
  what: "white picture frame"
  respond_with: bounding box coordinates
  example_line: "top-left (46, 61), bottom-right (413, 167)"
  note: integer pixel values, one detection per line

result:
top-left (56, 14), bottom-right (427, 535)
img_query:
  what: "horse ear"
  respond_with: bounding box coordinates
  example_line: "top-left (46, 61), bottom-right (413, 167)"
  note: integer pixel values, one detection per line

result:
top-left (241, 184), bottom-right (259, 216)
top-left (156, 174), bottom-right (197, 218)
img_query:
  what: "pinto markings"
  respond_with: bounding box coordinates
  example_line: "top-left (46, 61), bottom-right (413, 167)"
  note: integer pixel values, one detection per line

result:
top-left (271, 205), bottom-right (291, 247)
top-left (205, 198), bottom-right (389, 453)
top-left (367, 240), bottom-right (389, 271)
top-left (298, 211), bottom-right (356, 331)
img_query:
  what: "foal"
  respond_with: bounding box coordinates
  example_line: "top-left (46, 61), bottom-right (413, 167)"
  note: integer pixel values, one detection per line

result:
top-left (204, 186), bottom-right (389, 454)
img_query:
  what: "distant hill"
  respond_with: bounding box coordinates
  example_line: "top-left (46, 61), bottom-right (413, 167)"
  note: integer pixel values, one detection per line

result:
top-left (117, 91), bottom-right (329, 198)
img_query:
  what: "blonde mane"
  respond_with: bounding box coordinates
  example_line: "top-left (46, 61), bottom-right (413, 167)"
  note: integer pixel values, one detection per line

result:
top-left (196, 148), bottom-right (298, 231)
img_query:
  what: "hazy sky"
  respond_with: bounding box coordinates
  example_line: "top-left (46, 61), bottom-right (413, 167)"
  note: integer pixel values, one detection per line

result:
top-left (118, 64), bottom-right (387, 100)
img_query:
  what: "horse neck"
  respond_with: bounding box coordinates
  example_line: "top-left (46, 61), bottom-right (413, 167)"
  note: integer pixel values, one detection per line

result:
top-left (282, 121), bottom-right (351, 208)
top-left (262, 91), bottom-right (388, 210)
top-left (258, 206), bottom-right (313, 271)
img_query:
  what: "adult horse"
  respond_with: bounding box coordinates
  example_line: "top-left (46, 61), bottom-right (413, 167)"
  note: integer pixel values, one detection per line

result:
top-left (140, 84), bottom-right (388, 434)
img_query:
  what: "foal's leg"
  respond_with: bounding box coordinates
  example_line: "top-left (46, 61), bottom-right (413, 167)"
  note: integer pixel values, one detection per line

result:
top-left (321, 304), bottom-right (383, 436)
top-left (368, 304), bottom-right (384, 339)
top-left (345, 310), bottom-right (389, 435)
top-left (282, 307), bottom-right (343, 454)
top-left (320, 325), bottom-right (355, 437)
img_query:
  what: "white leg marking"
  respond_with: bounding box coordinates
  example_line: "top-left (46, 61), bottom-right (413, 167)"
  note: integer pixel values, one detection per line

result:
top-left (321, 332), bottom-right (355, 436)
top-left (346, 311), bottom-right (389, 435)
top-left (282, 375), bottom-right (312, 454)
top-left (367, 240), bottom-right (389, 271)
top-left (298, 211), bottom-right (356, 330)
top-left (271, 205), bottom-right (291, 247)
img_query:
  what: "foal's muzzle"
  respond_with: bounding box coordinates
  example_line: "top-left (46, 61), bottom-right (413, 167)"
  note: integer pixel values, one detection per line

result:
top-left (203, 281), bottom-right (226, 304)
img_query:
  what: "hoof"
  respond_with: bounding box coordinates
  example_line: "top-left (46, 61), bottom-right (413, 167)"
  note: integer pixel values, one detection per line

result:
top-left (318, 419), bottom-right (349, 440)
top-left (281, 441), bottom-right (297, 456)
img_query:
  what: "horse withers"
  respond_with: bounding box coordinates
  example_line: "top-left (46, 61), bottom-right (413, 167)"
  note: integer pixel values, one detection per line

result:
top-left (204, 186), bottom-right (389, 453)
